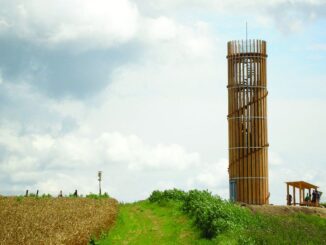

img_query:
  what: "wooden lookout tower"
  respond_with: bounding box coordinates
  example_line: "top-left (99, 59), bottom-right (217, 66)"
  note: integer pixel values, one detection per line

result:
top-left (227, 40), bottom-right (269, 205)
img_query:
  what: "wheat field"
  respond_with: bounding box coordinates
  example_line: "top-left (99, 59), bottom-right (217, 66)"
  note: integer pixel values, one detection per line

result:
top-left (0, 197), bottom-right (118, 245)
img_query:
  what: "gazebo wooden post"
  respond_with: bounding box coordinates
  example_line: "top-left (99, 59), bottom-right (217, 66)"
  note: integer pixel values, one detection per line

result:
top-left (293, 186), bottom-right (296, 206)
top-left (315, 188), bottom-right (318, 207)
top-left (286, 183), bottom-right (289, 205)
top-left (299, 185), bottom-right (302, 205)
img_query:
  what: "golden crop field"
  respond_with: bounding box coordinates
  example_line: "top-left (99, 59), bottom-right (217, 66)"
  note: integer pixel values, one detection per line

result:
top-left (0, 197), bottom-right (118, 245)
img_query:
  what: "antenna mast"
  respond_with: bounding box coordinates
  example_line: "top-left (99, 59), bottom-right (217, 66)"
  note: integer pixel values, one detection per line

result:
top-left (246, 21), bottom-right (248, 51)
top-left (246, 21), bottom-right (248, 41)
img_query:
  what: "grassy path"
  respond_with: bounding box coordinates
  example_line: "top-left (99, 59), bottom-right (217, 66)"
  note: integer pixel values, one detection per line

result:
top-left (93, 195), bottom-right (326, 245)
top-left (96, 201), bottom-right (213, 245)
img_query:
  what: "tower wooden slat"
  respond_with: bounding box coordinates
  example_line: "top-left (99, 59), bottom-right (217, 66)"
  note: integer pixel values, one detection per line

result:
top-left (227, 39), bottom-right (269, 205)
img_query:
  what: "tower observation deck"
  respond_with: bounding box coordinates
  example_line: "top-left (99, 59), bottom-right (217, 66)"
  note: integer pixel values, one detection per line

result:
top-left (227, 39), bottom-right (269, 205)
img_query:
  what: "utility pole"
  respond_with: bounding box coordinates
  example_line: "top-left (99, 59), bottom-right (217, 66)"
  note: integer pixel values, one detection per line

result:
top-left (98, 171), bottom-right (102, 196)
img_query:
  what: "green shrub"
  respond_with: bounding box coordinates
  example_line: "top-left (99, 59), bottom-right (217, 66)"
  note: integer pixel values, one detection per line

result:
top-left (149, 189), bottom-right (252, 239)
top-left (148, 189), bottom-right (187, 203)
top-left (148, 189), bottom-right (326, 244)
top-left (183, 190), bottom-right (252, 238)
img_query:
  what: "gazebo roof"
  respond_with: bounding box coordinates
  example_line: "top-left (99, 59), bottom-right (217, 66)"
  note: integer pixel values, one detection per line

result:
top-left (286, 181), bottom-right (318, 189)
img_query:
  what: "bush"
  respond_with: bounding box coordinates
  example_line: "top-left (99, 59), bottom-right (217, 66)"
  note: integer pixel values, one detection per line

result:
top-left (149, 189), bottom-right (252, 239)
top-left (148, 189), bottom-right (187, 203)
top-left (148, 189), bottom-right (326, 244)
top-left (184, 190), bottom-right (252, 238)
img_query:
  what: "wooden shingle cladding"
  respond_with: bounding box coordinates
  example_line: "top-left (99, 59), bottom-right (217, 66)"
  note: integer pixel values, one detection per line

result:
top-left (227, 40), bottom-right (269, 205)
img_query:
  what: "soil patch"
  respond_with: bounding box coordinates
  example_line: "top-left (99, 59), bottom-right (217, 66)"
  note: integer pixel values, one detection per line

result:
top-left (246, 204), bottom-right (326, 218)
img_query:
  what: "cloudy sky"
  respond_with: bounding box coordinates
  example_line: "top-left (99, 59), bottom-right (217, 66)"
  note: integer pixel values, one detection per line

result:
top-left (0, 0), bottom-right (325, 204)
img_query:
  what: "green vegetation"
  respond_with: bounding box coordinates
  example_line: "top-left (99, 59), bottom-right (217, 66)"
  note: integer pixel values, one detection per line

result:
top-left (150, 189), bottom-right (252, 239)
top-left (15, 196), bottom-right (24, 202)
top-left (245, 213), bottom-right (326, 244)
top-left (15, 193), bottom-right (52, 201)
top-left (148, 189), bottom-right (326, 244)
top-left (15, 192), bottom-right (109, 200)
top-left (95, 201), bottom-right (213, 245)
top-left (41, 193), bottom-right (52, 198)
top-left (94, 189), bottom-right (326, 244)
top-left (9, 189), bottom-right (326, 244)
top-left (86, 192), bottom-right (110, 199)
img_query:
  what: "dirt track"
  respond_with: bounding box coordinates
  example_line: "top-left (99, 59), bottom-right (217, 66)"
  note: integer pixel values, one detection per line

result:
top-left (247, 204), bottom-right (326, 218)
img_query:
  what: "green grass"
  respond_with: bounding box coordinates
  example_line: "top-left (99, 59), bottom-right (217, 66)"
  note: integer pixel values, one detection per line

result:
top-left (94, 190), bottom-right (326, 245)
top-left (243, 213), bottom-right (326, 245)
top-left (95, 201), bottom-right (213, 245)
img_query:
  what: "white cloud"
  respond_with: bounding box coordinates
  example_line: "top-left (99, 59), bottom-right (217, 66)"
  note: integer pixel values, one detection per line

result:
top-left (0, 0), bottom-right (325, 205)
top-left (1, 0), bottom-right (322, 55)
top-left (268, 98), bottom-right (326, 203)
top-left (269, 151), bottom-right (283, 166)
top-left (194, 159), bottom-right (228, 188)
top-left (0, 0), bottom-right (139, 49)
top-left (0, 126), bottom-right (203, 195)
top-left (98, 132), bottom-right (200, 170)
top-left (3, 0), bottom-right (323, 52)
top-left (146, 16), bottom-right (177, 41)
top-left (4, 80), bottom-right (325, 203)
top-left (309, 43), bottom-right (326, 51)
top-left (134, 0), bottom-right (325, 12)
top-left (0, 71), bottom-right (4, 84)
top-left (0, 18), bottom-right (9, 32)
top-left (135, 0), bottom-right (326, 33)
top-left (0, 17), bottom-right (226, 199)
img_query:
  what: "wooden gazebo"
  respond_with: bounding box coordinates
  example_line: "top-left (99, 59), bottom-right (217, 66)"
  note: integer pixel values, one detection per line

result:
top-left (286, 181), bottom-right (320, 207)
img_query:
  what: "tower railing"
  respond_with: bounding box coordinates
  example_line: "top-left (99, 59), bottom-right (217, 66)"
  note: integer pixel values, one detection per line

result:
top-left (227, 40), bottom-right (267, 56)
